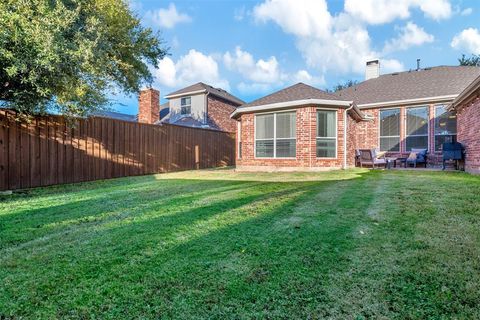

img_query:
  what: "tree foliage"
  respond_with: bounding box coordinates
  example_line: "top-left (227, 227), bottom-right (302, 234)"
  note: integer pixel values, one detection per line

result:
top-left (458, 54), bottom-right (480, 67)
top-left (0, 0), bottom-right (168, 117)
top-left (328, 80), bottom-right (358, 92)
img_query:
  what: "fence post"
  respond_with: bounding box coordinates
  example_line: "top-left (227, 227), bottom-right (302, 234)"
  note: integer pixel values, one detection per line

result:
top-left (195, 145), bottom-right (200, 169)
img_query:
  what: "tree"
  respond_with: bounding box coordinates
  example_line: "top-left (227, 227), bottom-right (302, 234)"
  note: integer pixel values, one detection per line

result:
top-left (0, 0), bottom-right (168, 117)
top-left (328, 80), bottom-right (358, 92)
top-left (458, 54), bottom-right (480, 66)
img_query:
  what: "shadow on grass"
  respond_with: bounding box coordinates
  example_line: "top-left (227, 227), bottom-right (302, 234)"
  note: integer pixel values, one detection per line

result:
top-left (1, 170), bottom-right (382, 318)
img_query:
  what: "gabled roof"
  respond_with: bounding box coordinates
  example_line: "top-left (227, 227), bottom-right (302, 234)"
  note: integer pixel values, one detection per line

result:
top-left (451, 74), bottom-right (480, 110)
top-left (165, 82), bottom-right (245, 106)
top-left (241, 82), bottom-right (348, 108)
top-left (231, 83), bottom-right (361, 119)
top-left (335, 66), bottom-right (480, 108)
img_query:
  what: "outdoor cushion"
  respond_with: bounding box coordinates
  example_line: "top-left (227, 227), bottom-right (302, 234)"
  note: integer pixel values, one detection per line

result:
top-left (411, 148), bottom-right (427, 162)
top-left (407, 152), bottom-right (418, 161)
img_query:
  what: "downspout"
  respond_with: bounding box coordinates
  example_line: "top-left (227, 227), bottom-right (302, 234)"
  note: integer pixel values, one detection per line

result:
top-left (343, 104), bottom-right (354, 169)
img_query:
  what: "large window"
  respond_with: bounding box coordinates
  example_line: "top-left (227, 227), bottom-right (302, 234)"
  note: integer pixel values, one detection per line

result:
top-left (406, 106), bottom-right (429, 150)
top-left (379, 108), bottom-right (400, 152)
top-left (180, 97), bottom-right (191, 115)
top-left (255, 111), bottom-right (296, 158)
top-left (435, 105), bottom-right (457, 151)
top-left (316, 110), bottom-right (337, 158)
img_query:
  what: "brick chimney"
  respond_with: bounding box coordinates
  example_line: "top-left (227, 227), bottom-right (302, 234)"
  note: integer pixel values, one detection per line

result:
top-left (138, 88), bottom-right (160, 124)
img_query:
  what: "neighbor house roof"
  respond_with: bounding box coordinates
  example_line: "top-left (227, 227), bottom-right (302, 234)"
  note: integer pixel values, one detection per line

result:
top-left (165, 82), bottom-right (245, 106)
top-left (231, 83), bottom-right (363, 119)
top-left (92, 110), bottom-right (137, 122)
top-left (335, 66), bottom-right (480, 108)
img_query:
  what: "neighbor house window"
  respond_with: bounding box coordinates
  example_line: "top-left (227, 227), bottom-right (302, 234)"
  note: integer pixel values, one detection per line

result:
top-left (181, 97), bottom-right (191, 115)
top-left (406, 106), bottom-right (429, 150)
top-left (316, 110), bottom-right (337, 158)
top-left (379, 108), bottom-right (400, 152)
top-left (435, 105), bottom-right (457, 151)
top-left (255, 111), bottom-right (296, 158)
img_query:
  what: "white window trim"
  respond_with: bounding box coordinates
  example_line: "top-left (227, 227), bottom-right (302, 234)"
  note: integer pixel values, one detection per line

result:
top-left (378, 107), bottom-right (401, 152)
top-left (405, 105), bottom-right (430, 152)
top-left (434, 104), bottom-right (457, 152)
top-left (254, 110), bottom-right (297, 159)
top-left (180, 96), bottom-right (192, 115)
top-left (316, 109), bottom-right (338, 159)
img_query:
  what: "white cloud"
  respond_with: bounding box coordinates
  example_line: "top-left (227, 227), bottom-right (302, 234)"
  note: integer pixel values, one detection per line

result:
top-left (292, 70), bottom-right (326, 86)
top-left (223, 46), bottom-right (325, 93)
top-left (382, 59), bottom-right (405, 73)
top-left (254, 0), bottom-right (332, 38)
top-left (224, 46), bottom-right (285, 83)
top-left (344, 0), bottom-right (452, 25)
top-left (253, 0), bottom-right (406, 77)
top-left (145, 3), bottom-right (191, 29)
top-left (460, 8), bottom-right (473, 16)
top-left (154, 50), bottom-right (229, 90)
top-left (384, 22), bottom-right (434, 53)
top-left (451, 28), bottom-right (480, 53)
top-left (234, 6), bottom-right (246, 21)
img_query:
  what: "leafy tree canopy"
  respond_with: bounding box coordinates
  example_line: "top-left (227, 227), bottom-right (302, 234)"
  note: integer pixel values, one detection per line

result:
top-left (458, 54), bottom-right (480, 66)
top-left (328, 79), bottom-right (358, 92)
top-left (0, 0), bottom-right (168, 117)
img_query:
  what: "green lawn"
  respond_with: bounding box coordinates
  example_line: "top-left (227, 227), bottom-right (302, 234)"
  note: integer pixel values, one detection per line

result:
top-left (1, 169), bottom-right (480, 319)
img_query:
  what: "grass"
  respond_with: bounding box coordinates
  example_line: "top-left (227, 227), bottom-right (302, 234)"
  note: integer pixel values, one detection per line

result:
top-left (1, 168), bottom-right (480, 319)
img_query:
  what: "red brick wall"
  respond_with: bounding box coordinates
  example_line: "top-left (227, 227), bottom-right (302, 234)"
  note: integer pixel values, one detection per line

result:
top-left (457, 97), bottom-right (480, 174)
top-left (138, 88), bottom-right (160, 124)
top-left (207, 95), bottom-right (238, 132)
top-left (237, 106), bottom-right (349, 170)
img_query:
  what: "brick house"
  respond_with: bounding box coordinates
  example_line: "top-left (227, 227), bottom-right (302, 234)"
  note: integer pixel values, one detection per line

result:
top-left (451, 74), bottom-right (480, 174)
top-left (232, 61), bottom-right (480, 171)
top-left (158, 82), bottom-right (244, 132)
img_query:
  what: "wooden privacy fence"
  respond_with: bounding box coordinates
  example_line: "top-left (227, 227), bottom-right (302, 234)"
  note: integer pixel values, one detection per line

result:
top-left (0, 110), bottom-right (235, 191)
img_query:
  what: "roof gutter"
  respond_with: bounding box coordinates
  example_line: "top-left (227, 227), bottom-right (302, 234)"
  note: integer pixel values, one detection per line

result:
top-left (357, 94), bottom-right (458, 109)
top-left (230, 98), bottom-right (353, 119)
top-left (165, 89), bottom-right (207, 99)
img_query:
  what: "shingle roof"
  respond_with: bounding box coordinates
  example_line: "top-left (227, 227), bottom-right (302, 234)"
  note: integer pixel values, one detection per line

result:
top-left (165, 82), bottom-right (245, 106)
top-left (92, 110), bottom-right (137, 122)
top-left (335, 66), bottom-right (480, 106)
top-left (240, 83), bottom-right (347, 108)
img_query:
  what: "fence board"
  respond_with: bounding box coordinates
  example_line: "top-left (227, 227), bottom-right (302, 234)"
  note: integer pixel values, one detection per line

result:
top-left (0, 110), bottom-right (235, 191)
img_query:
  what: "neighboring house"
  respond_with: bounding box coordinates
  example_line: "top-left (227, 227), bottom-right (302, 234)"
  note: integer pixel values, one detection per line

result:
top-left (231, 60), bottom-right (480, 171)
top-left (450, 74), bottom-right (480, 174)
top-left (92, 110), bottom-right (137, 122)
top-left (153, 82), bottom-right (244, 132)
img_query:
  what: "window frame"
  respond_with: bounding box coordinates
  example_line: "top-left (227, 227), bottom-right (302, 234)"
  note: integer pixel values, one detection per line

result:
top-left (316, 109), bottom-right (338, 159)
top-left (254, 110), bottom-right (297, 159)
top-left (405, 105), bottom-right (429, 151)
top-left (180, 96), bottom-right (192, 115)
top-left (237, 121), bottom-right (242, 159)
top-left (378, 107), bottom-right (401, 152)
top-left (434, 104), bottom-right (457, 152)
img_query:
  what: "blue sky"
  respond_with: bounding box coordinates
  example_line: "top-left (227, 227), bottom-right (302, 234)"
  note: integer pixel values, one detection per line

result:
top-left (113, 0), bottom-right (480, 114)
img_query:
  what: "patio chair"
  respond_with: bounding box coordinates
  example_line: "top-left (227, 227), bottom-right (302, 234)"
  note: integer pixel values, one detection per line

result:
top-left (405, 148), bottom-right (428, 168)
top-left (358, 149), bottom-right (387, 169)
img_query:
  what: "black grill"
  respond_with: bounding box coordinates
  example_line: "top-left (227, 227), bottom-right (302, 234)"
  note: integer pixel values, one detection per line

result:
top-left (442, 142), bottom-right (464, 170)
